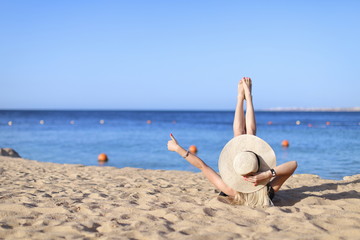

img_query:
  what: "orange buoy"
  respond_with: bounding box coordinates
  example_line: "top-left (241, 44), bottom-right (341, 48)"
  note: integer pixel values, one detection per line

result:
top-left (308, 123), bottom-right (313, 128)
top-left (188, 145), bottom-right (198, 154)
top-left (267, 121), bottom-right (273, 125)
top-left (281, 140), bottom-right (290, 148)
top-left (98, 153), bottom-right (108, 162)
top-left (326, 121), bottom-right (331, 126)
top-left (146, 120), bottom-right (152, 124)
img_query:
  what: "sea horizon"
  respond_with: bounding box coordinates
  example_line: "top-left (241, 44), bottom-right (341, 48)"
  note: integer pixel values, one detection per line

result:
top-left (1, 107), bottom-right (360, 112)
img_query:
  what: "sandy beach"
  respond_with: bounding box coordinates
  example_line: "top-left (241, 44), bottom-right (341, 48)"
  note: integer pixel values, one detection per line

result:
top-left (0, 156), bottom-right (359, 240)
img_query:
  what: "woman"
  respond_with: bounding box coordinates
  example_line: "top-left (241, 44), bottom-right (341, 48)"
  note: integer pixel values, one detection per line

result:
top-left (167, 77), bottom-right (297, 207)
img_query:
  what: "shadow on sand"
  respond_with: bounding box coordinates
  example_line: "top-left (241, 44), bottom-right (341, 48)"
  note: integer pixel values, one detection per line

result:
top-left (273, 178), bottom-right (360, 207)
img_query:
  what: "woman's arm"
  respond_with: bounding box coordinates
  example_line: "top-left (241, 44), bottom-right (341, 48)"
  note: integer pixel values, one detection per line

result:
top-left (167, 134), bottom-right (237, 196)
top-left (244, 161), bottom-right (298, 191)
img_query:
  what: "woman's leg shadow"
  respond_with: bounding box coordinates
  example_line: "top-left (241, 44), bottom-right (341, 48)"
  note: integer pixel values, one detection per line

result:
top-left (272, 177), bottom-right (360, 207)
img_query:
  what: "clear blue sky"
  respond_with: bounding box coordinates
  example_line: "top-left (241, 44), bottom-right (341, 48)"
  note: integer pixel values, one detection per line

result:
top-left (1, 0), bottom-right (359, 110)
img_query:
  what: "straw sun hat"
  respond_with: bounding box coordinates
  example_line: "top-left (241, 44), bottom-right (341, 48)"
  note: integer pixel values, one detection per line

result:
top-left (218, 135), bottom-right (276, 193)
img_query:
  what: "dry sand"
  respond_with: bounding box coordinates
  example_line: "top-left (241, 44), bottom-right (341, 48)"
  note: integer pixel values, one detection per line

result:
top-left (0, 156), bottom-right (359, 240)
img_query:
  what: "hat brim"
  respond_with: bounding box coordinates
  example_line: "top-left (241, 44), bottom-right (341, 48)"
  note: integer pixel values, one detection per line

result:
top-left (218, 135), bottom-right (276, 193)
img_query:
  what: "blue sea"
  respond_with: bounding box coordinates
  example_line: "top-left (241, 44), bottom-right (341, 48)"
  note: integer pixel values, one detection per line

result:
top-left (1, 110), bottom-right (359, 180)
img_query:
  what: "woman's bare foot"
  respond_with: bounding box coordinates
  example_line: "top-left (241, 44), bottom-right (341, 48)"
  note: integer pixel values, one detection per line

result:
top-left (238, 78), bottom-right (245, 100)
top-left (243, 77), bottom-right (252, 100)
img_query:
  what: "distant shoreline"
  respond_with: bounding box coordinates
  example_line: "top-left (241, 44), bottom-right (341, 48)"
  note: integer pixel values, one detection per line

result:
top-left (260, 107), bottom-right (360, 112)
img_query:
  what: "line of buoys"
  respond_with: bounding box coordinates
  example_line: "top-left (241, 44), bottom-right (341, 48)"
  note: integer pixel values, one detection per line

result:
top-left (5, 120), bottom-right (353, 127)
top-left (4, 119), bottom-right (181, 125)
top-left (265, 120), bottom-right (339, 126)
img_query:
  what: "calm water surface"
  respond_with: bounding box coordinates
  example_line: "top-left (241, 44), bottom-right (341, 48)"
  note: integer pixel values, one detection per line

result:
top-left (1, 110), bottom-right (359, 180)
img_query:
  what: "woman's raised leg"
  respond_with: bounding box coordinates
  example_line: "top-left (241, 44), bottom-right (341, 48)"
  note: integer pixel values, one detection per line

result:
top-left (233, 79), bottom-right (246, 137)
top-left (243, 77), bottom-right (256, 135)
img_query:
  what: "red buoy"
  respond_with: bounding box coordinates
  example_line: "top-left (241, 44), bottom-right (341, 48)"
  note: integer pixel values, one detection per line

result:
top-left (281, 140), bottom-right (290, 148)
top-left (98, 153), bottom-right (108, 162)
top-left (188, 145), bottom-right (198, 154)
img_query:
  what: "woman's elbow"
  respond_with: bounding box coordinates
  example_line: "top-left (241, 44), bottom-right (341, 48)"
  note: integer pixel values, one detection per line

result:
top-left (290, 161), bottom-right (298, 172)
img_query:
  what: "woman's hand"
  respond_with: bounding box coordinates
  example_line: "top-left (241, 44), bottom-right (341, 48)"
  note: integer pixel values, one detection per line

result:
top-left (243, 170), bottom-right (272, 186)
top-left (167, 133), bottom-right (180, 152)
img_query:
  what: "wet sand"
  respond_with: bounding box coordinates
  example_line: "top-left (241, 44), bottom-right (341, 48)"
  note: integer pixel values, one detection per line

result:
top-left (0, 156), bottom-right (359, 239)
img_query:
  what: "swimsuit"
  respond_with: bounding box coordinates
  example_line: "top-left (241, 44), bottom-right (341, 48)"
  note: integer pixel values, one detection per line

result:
top-left (267, 184), bottom-right (275, 200)
top-left (219, 184), bottom-right (275, 200)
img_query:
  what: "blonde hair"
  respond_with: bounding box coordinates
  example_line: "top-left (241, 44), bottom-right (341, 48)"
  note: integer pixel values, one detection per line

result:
top-left (231, 186), bottom-right (273, 207)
